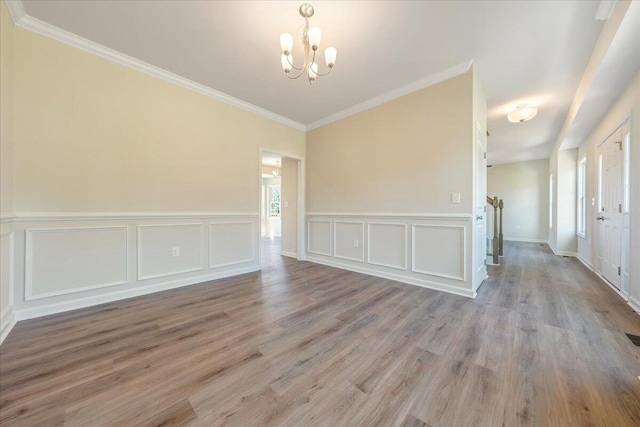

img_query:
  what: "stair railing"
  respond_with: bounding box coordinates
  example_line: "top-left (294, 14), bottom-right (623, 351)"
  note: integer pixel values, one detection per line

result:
top-left (486, 196), bottom-right (504, 264)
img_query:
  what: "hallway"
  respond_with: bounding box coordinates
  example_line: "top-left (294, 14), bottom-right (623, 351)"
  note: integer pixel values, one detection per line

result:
top-left (1, 241), bottom-right (640, 425)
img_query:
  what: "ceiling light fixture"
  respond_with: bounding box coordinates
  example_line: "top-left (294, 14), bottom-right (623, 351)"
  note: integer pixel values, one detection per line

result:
top-left (507, 104), bottom-right (538, 123)
top-left (279, 3), bottom-right (337, 84)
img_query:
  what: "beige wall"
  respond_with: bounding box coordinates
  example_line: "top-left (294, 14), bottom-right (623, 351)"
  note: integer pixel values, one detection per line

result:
top-left (306, 69), bottom-right (473, 214)
top-left (9, 21), bottom-right (305, 214)
top-left (280, 157), bottom-right (298, 255)
top-left (1, 1), bottom-right (15, 342)
top-left (487, 159), bottom-right (549, 242)
top-left (1, 1), bottom-right (13, 216)
top-left (577, 70), bottom-right (640, 307)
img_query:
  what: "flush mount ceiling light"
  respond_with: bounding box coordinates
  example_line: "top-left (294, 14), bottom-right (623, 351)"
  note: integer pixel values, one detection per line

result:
top-left (507, 104), bottom-right (538, 123)
top-left (279, 3), bottom-right (337, 84)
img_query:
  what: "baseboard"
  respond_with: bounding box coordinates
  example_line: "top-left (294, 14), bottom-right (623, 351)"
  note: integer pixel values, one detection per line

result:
top-left (628, 296), bottom-right (640, 314)
top-left (306, 256), bottom-right (475, 299)
top-left (548, 242), bottom-right (576, 257)
top-left (280, 251), bottom-right (297, 259)
top-left (14, 265), bottom-right (260, 321)
top-left (576, 254), bottom-right (594, 271)
top-left (0, 305), bottom-right (17, 345)
top-left (503, 237), bottom-right (548, 243)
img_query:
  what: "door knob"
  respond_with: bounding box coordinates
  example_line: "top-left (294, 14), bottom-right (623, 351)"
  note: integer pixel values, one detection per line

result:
top-left (597, 216), bottom-right (605, 221)
top-left (476, 215), bottom-right (483, 220)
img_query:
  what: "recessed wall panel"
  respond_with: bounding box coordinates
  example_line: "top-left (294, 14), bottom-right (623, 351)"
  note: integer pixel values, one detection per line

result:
top-left (412, 225), bottom-right (465, 280)
top-left (368, 223), bottom-right (407, 270)
top-left (26, 227), bottom-right (128, 299)
top-left (209, 222), bottom-right (255, 268)
top-left (334, 221), bottom-right (364, 262)
top-left (308, 220), bottom-right (331, 256)
top-left (138, 224), bottom-right (203, 280)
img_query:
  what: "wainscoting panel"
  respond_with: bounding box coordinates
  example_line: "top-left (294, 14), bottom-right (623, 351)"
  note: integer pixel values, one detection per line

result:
top-left (334, 221), bottom-right (364, 262)
top-left (3, 213), bottom-right (260, 324)
top-left (26, 226), bottom-right (128, 300)
top-left (368, 223), bottom-right (407, 270)
top-left (209, 222), bottom-right (255, 268)
top-left (0, 230), bottom-right (15, 344)
top-left (138, 224), bottom-right (203, 280)
top-left (308, 220), bottom-right (332, 256)
top-left (412, 224), bottom-right (465, 281)
top-left (306, 214), bottom-right (474, 298)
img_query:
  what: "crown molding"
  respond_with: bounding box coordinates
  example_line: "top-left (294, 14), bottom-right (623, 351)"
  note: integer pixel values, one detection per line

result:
top-left (4, 1), bottom-right (305, 131)
top-left (4, 0), bottom-right (25, 23)
top-left (306, 60), bottom-right (473, 131)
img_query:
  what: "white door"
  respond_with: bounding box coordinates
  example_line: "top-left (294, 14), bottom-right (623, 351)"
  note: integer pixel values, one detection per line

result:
top-left (597, 128), bottom-right (623, 289)
top-left (474, 122), bottom-right (487, 289)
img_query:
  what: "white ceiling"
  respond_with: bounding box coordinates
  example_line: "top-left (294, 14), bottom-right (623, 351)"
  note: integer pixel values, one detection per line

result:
top-left (18, 1), bottom-right (610, 164)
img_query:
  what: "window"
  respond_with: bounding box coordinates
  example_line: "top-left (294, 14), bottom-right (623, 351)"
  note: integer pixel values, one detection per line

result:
top-left (549, 174), bottom-right (553, 229)
top-left (577, 158), bottom-right (586, 238)
top-left (268, 185), bottom-right (281, 218)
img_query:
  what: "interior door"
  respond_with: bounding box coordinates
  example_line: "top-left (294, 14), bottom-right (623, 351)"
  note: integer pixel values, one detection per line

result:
top-left (474, 122), bottom-right (487, 289)
top-left (597, 128), bottom-right (623, 289)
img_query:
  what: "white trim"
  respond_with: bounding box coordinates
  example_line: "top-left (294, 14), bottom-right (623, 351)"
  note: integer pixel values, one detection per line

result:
top-left (306, 61), bottom-right (473, 130)
top-left (628, 296), bottom-right (640, 314)
top-left (503, 237), bottom-right (549, 244)
top-left (306, 256), bottom-right (475, 299)
top-left (137, 223), bottom-right (205, 281)
top-left (411, 224), bottom-right (466, 281)
top-left (367, 222), bottom-right (408, 271)
top-left (0, 305), bottom-right (16, 346)
top-left (595, 0), bottom-right (618, 20)
top-left (333, 221), bottom-right (365, 263)
top-left (548, 241), bottom-right (577, 257)
top-left (306, 212), bottom-right (473, 220)
top-left (4, 0), bottom-right (25, 23)
top-left (280, 250), bottom-right (297, 259)
top-left (7, 9), bottom-right (304, 131)
top-left (13, 265), bottom-right (260, 321)
top-left (208, 221), bottom-right (256, 269)
top-left (307, 220), bottom-right (332, 257)
top-left (10, 212), bottom-right (259, 222)
top-left (595, 271), bottom-right (628, 301)
top-left (576, 253), bottom-right (594, 271)
top-left (25, 226), bottom-right (129, 300)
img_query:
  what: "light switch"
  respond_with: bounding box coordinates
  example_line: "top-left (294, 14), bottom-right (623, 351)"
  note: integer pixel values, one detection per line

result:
top-left (284, 201), bottom-right (289, 208)
top-left (452, 192), bottom-right (461, 204)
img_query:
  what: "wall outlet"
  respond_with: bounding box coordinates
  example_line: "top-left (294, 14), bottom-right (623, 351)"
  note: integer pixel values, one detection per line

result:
top-left (172, 247), bottom-right (180, 257)
top-left (452, 192), bottom-right (461, 204)
top-left (353, 239), bottom-right (359, 248)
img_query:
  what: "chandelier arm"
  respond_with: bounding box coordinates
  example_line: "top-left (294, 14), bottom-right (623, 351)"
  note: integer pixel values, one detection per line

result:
top-left (286, 68), bottom-right (307, 79)
top-left (314, 67), bottom-right (333, 77)
top-left (286, 55), bottom-right (304, 71)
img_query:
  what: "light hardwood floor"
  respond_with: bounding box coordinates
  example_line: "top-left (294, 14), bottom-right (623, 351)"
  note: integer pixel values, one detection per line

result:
top-left (1, 239), bottom-right (640, 426)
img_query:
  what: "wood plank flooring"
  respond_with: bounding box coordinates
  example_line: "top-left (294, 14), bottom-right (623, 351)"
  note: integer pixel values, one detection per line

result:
top-left (1, 239), bottom-right (640, 426)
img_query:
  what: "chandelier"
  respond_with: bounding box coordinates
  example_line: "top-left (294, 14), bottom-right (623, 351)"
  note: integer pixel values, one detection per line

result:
top-left (279, 3), bottom-right (337, 84)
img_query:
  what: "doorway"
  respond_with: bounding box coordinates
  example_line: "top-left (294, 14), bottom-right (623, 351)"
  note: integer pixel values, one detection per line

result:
top-left (596, 119), bottom-right (630, 293)
top-left (259, 149), bottom-right (305, 267)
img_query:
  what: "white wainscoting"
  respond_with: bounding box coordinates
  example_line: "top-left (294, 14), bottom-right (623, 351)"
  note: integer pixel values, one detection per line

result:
top-left (26, 226), bottom-right (129, 300)
top-left (412, 224), bottom-right (465, 281)
top-left (138, 224), bottom-right (204, 280)
top-left (334, 221), bottom-right (364, 262)
top-left (0, 229), bottom-right (15, 345)
top-left (306, 214), bottom-right (474, 298)
top-left (209, 222), bottom-right (256, 268)
top-left (368, 223), bottom-right (408, 270)
top-left (6, 213), bottom-right (260, 323)
top-left (308, 220), bottom-right (332, 256)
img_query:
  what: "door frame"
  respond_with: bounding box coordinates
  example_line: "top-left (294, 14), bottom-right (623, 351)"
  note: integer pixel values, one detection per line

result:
top-left (258, 148), bottom-right (306, 266)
